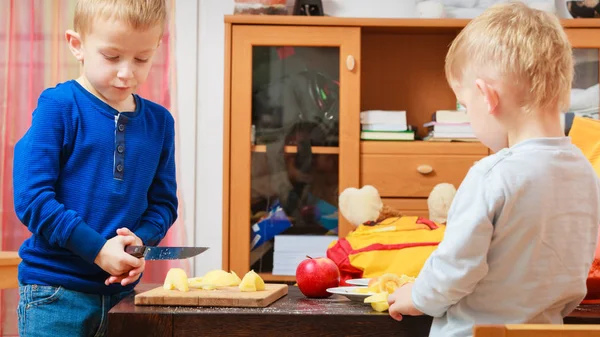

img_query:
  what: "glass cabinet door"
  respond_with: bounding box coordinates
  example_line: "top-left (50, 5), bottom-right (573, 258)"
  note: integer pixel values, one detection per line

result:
top-left (250, 46), bottom-right (340, 277)
top-left (570, 48), bottom-right (599, 120)
top-left (228, 26), bottom-right (360, 280)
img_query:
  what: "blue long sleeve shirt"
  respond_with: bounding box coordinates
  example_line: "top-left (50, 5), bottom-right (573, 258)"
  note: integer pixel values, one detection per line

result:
top-left (13, 80), bottom-right (178, 295)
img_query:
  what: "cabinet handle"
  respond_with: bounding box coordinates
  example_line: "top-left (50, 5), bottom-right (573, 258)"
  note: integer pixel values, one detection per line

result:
top-left (417, 165), bottom-right (433, 175)
top-left (346, 55), bottom-right (355, 71)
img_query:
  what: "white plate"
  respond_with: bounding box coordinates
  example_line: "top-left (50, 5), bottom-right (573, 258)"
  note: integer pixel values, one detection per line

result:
top-left (345, 278), bottom-right (371, 286)
top-left (326, 286), bottom-right (375, 302)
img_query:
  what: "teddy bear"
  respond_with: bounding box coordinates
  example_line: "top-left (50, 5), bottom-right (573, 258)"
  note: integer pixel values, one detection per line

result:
top-left (338, 183), bottom-right (456, 226)
top-left (327, 183), bottom-right (456, 285)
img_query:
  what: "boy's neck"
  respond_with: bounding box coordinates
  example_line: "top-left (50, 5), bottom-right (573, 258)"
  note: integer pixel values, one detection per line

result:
top-left (506, 109), bottom-right (565, 147)
top-left (76, 76), bottom-right (136, 112)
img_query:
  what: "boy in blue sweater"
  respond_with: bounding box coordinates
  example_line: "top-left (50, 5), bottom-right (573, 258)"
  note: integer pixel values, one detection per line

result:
top-left (387, 3), bottom-right (600, 337)
top-left (12, 0), bottom-right (177, 336)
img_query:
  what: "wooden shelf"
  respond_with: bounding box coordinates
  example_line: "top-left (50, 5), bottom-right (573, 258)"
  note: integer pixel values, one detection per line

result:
top-left (0, 251), bottom-right (21, 289)
top-left (252, 145), bottom-right (339, 154)
top-left (259, 272), bottom-right (296, 283)
top-left (360, 140), bottom-right (489, 155)
top-left (225, 15), bottom-right (600, 30)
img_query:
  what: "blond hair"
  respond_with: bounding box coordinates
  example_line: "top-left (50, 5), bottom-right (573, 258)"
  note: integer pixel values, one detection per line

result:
top-left (445, 1), bottom-right (573, 113)
top-left (74, 0), bottom-right (167, 38)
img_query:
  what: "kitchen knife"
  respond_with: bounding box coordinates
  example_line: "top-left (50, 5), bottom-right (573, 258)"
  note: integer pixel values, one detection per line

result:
top-left (125, 246), bottom-right (209, 260)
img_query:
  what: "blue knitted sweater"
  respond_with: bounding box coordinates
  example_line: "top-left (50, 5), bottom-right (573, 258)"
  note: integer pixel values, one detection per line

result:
top-left (13, 80), bottom-right (178, 295)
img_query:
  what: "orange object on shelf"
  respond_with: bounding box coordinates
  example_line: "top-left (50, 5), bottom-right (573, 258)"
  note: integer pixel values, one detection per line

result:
top-left (234, 0), bottom-right (288, 15)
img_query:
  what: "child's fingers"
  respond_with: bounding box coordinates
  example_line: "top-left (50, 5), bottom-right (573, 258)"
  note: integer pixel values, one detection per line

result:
top-left (120, 273), bottom-right (141, 286)
top-left (388, 303), bottom-right (403, 321)
top-left (105, 275), bottom-right (121, 286)
top-left (129, 261), bottom-right (145, 277)
top-left (116, 227), bottom-right (134, 236)
top-left (387, 294), bottom-right (396, 306)
top-left (117, 227), bottom-right (143, 246)
top-left (389, 310), bottom-right (403, 321)
top-left (119, 235), bottom-right (135, 246)
top-left (118, 236), bottom-right (144, 267)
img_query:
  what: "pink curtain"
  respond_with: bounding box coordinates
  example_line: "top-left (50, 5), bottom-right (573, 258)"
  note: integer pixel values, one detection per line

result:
top-left (0, 1), bottom-right (188, 335)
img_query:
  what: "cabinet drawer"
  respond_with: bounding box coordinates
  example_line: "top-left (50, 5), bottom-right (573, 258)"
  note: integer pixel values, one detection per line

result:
top-left (382, 198), bottom-right (429, 219)
top-left (361, 154), bottom-right (482, 197)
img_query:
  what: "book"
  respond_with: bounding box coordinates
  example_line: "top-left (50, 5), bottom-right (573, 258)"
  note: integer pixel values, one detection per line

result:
top-left (423, 122), bottom-right (473, 134)
top-left (432, 131), bottom-right (476, 139)
top-left (360, 130), bottom-right (415, 141)
top-left (361, 123), bottom-right (408, 132)
top-left (432, 110), bottom-right (470, 124)
top-left (360, 110), bottom-right (407, 125)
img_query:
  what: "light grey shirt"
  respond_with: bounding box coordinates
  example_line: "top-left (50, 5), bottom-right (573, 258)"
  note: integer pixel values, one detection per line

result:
top-left (412, 137), bottom-right (600, 337)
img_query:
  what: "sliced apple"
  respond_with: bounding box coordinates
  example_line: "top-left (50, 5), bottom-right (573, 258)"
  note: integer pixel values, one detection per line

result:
top-left (364, 291), bottom-right (390, 312)
top-left (163, 268), bottom-right (189, 292)
top-left (238, 270), bottom-right (265, 292)
top-left (230, 271), bottom-right (242, 284)
top-left (371, 301), bottom-right (390, 312)
top-left (188, 277), bottom-right (204, 288)
top-left (364, 291), bottom-right (388, 303)
top-left (191, 269), bottom-right (242, 289)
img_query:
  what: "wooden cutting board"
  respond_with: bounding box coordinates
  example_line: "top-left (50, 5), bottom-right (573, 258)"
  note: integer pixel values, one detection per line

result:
top-left (134, 283), bottom-right (288, 307)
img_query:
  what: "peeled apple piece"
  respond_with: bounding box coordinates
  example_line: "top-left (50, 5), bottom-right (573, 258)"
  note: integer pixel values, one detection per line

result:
top-left (364, 292), bottom-right (390, 312)
top-left (199, 270), bottom-right (242, 287)
top-left (238, 270), bottom-right (265, 292)
top-left (371, 301), bottom-right (390, 312)
top-left (163, 268), bottom-right (189, 292)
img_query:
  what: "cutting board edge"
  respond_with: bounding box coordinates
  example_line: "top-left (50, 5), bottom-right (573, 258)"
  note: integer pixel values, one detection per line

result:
top-left (134, 283), bottom-right (289, 307)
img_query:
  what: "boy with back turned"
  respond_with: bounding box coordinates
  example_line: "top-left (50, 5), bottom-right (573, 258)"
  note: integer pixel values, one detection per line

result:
top-left (12, 0), bottom-right (178, 336)
top-left (387, 2), bottom-right (600, 337)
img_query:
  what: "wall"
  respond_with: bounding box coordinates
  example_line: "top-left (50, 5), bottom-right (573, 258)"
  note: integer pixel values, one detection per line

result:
top-left (175, 0), bottom-right (235, 276)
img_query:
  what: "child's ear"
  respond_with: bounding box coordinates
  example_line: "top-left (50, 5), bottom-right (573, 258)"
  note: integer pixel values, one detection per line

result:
top-left (65, 30), bottom-right (84, 62)
top-left (475, 79), bottom-right (499, 115)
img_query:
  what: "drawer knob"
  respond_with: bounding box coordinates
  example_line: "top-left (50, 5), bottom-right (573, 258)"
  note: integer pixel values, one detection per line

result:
top-left (417, 165), bottom-right (433, 175)
top-left (346, 55), bottom-right (355, 71)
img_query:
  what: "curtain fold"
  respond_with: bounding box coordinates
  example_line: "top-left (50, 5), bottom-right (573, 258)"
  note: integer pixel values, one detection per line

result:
top-left (0, 1), bottom-right (186, 335)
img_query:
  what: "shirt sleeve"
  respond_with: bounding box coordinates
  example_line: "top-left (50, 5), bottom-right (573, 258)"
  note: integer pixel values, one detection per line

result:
top-left (133, 115), bottom-right (178, 246)
top-left (411, 165), bottom-right (504, 317)
top-left (13, 94), bottom-right (107, 264)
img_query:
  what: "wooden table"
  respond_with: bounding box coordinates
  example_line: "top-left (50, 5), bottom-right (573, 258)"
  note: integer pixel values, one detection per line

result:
top-left (0, 251), bottom-right (21, 289)
top-left (107, 284), bottom-right (600, 337)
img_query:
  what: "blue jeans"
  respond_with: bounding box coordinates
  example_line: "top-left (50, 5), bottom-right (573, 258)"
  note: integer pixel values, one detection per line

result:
top-left (17, 284), bottom-right (133, 337)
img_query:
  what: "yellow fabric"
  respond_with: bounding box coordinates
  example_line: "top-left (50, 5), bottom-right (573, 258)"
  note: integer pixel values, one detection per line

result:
top-left (570, 117), bottom-right (600, 263)
top-left (327, 216), bottom-right (445, 279)
top-left (570, 117), bottom-right (600, 177)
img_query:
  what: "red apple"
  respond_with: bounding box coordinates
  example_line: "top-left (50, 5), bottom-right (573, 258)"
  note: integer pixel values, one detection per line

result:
top-left (295, 256), bottom-right (340, 298)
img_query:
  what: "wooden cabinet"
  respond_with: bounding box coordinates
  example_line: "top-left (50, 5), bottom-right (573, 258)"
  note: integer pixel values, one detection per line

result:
top-left (223, 22), bottom-right (360, 281)
top-left (222, 15), bottom-right (600, 282)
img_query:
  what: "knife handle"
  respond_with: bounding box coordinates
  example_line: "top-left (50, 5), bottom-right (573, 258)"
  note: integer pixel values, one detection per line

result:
top-left (125, 246), bottom-right (146, 258)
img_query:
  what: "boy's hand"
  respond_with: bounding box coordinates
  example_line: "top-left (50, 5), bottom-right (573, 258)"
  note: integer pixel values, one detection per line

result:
top-left (94, 233), bottom-right (143, 279)
top-left (104, 228), bottom-right (146, 286)
top-left (387, 282), bottom-right (424, 321)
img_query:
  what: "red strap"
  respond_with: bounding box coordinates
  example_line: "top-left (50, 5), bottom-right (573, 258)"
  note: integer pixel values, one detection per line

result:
top-left (326, 239), bottom-right (364, 286)
top-left (351, 241), bottom-right (441, 254)
top-left (416, 217), bottom-right (439, 229)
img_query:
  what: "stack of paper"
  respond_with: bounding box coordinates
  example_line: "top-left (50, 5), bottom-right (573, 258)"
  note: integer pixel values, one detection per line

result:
top-left (272, 235), bottom-right (337, 276)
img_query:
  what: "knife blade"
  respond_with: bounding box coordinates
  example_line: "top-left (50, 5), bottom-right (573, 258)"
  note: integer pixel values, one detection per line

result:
top-left (125, 246), bottom-right (209, 260)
